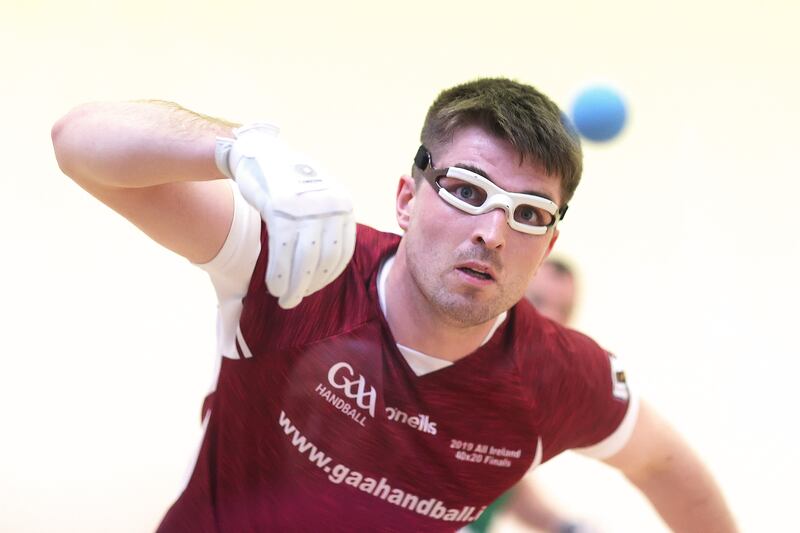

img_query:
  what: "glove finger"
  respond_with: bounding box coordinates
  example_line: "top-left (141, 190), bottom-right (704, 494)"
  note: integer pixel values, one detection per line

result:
top-left (265, 215), bottom-right (296, 299)
top-left (305, 215), bottom-right (344, 294)
top-left (329, 215), bottom-right (356, 284)
top-left (279, 219), bottom-right (323, 309)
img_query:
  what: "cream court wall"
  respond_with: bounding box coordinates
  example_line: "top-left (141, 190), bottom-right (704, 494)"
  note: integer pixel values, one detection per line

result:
top-left (1, 1), bottom-right (798, 531)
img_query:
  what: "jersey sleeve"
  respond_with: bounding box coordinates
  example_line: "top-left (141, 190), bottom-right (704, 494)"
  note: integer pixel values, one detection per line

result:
top-left (194, 180), bottom-right (261, 358)
top-left (538, 330), bottom-right (639, 461)
top-left (572, 353), bottom-right (639, 459)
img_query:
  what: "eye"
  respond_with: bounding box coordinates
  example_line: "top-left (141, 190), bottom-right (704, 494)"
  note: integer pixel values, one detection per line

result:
top-left (518, 206), bottom-right (536, 222)
top-left (437, 176), bottom-right (487, 206)
top-left (456, 185), bottom-right (477, 200)
top-left (514, 205), bottom-right (552, 226)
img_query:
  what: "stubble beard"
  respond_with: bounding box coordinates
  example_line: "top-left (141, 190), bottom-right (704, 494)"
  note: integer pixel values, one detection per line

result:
top-left (405, 241), bottom-right (517, 328)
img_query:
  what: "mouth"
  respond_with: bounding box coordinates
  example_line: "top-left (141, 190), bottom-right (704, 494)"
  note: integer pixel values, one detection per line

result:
top-left (456, 264), bottom-right (495, 282)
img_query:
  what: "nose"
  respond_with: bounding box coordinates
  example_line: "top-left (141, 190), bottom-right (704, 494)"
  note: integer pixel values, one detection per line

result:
top-left (471, 208), bottom-right (509, 250)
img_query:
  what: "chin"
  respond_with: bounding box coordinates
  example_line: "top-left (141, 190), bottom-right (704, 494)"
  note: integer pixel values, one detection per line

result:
top-left (433, 294), bottom-right (505, 328)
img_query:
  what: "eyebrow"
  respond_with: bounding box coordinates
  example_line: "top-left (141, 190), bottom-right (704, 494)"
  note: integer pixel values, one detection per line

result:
top-left (450, 163), bottom-right (557, 203)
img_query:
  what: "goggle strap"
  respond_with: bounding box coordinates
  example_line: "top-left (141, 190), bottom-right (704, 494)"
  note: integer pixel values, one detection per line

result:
top-left (414, 145), bottom-right (431, 170)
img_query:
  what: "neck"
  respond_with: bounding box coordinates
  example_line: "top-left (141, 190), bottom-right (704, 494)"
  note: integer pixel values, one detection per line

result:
top-left (384, 243), bottom-right (498, 362)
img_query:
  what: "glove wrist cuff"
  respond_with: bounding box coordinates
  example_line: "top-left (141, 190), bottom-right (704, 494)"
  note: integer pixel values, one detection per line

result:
top-left (215, 123), bottom-right (281, 180)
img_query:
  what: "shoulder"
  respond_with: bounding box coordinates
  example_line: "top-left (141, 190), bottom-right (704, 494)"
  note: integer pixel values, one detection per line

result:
top-left (508, 301), bottom-right (608, 380)
top-left (351, 224), bottom-right (401, 273)
top-left (507, 302), bottom-right (634, 458)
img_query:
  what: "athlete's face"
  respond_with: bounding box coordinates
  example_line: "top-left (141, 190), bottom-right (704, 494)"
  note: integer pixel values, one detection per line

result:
top-left (525, 262), bottom-right (576, 325)
top-left (396, 126), bottom-right (562, 327)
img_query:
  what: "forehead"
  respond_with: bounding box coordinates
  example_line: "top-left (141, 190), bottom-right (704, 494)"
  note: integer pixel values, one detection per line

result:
top-left (434, 125), bottom-right (563, 204)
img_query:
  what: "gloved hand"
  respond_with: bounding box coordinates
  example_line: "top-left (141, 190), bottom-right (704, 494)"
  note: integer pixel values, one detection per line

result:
top-left (215, 123), bottom-right (356, 309)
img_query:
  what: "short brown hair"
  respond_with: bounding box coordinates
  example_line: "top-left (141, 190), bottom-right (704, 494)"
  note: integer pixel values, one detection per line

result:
top-left (418, 78), bottom-right (582, 205)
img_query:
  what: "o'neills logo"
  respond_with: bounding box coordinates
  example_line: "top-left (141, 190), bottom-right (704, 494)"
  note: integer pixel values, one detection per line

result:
top-left (385, 406), bottom-right (438, 435)
top-left (326, 362), bottom-right (377, 417)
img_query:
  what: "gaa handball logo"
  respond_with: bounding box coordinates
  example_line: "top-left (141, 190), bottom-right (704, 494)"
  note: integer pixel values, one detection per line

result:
top-left (327, 362), bottom-right (377, 417)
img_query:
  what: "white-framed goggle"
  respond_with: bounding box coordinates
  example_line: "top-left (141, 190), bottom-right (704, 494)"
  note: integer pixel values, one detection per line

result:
top-left (414, 145), bottom-right (567, 235)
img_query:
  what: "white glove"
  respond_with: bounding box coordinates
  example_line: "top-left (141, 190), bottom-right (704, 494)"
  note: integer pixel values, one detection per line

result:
top-left (215, 123), bottom-right (356, 309)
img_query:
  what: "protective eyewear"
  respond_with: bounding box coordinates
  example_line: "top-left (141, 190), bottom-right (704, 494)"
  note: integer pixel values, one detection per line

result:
top-left (414, 146), bottom-right (567, 235)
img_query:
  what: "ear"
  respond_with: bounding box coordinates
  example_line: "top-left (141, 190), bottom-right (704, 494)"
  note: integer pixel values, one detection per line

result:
top-left (396, 174), bottom-right (417, 231)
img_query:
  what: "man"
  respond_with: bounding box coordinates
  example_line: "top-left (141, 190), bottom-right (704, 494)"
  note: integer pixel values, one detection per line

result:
top-left (52, 78), bottom-right (737, 532)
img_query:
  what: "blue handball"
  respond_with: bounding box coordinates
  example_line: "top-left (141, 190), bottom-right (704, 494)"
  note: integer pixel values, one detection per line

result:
top-left (570, 86), bottom-right (627, 142)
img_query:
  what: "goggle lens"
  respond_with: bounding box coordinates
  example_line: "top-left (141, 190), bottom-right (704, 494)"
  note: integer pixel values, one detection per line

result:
top-left (436, 175), bottom-right (557, 228)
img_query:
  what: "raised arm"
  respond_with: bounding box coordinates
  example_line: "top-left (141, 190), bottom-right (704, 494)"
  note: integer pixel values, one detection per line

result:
top-left (52, 100), bottom-right (237, 263)
top-left (53, 101), bottom-right (356, 308)
top-left (604, 400), bottom-right (738, 533)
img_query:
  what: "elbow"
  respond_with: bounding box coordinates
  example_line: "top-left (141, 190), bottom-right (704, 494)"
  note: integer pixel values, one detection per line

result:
top-left (51, 103), bottom-right (92, 180)
top-left (51, 114), bottom-right (71, 176)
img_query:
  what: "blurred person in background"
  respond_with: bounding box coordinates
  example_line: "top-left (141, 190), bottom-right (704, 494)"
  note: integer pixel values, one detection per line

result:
top-left (524, 258), bottom-right (576, 326)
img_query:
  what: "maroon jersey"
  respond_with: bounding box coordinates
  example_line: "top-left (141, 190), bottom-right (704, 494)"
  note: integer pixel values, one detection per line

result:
top-left (158, 224), bottom-right (632, 532)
